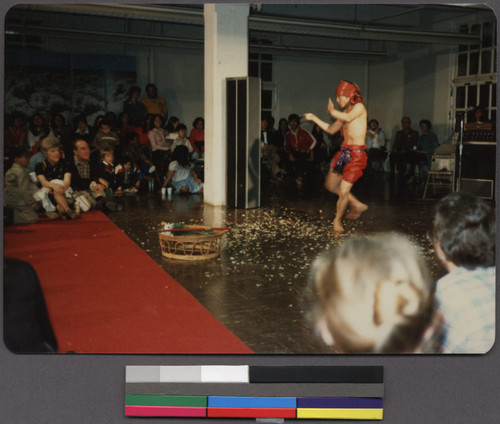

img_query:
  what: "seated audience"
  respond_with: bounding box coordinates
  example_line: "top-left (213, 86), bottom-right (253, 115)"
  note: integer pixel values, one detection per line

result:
top-left (365, 119), bottom-right (386, 171)
top-left (148, 114), bottom-right (171, 171)
top-left (123, 85), bottom-right (147, 129)
top-left (97, 147), bottom-right (118, 195)
top-left (117, 112), bottom-right (134, 147)
top-left (115, 156), bottom-right (141, 194)
top-left (310, 233), bottom-right (440, 353)
top-left (72, 115), bottom-right (92, 144)
top-left (68, 139), bottom-right (103, 211)
top-left (469, 106), bottom-right (489, 124)
top-left (34, 137), bottom-right (78, 220)
top-left (165, 116), bottom-right (181, 143)
top-left (284, 113), bottom-right (316, 186)
top-left (27, 112), bottom-right (53, 153)
top-left (89, 114), bottom-right (105, 141)
top-left (171, 123), bottom-right (194, 154)
top-left (120, 132), bottom-right (154, 189)
top-left (277, 117), bottom-right (289, 145)
top-left (141, 83), bottom-right (168, 121)
top-left (390, 116), bottom-right (418, 178)
top-left (4, 112), bottom-right (26, 157)
top-left (416, 119), bottom-right (439, 170)
top-left (50, 113), bottom-right (71, 143)
top-left (261, 116), bottom-right (284, 181)
top-left (92, 117), bottom-right (120, 158)
top-left (161, 145), bottom-right (203, 194)
top-left (4, 146), bottom-right (39, 224)
top-left (189, 117), bottom-right (205, 160)
top-left (432, 191), bottom-right (495, 354)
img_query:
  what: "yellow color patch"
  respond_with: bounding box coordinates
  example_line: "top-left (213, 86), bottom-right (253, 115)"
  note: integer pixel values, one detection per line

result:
top-left (297, 408), bottom-right (383, 420)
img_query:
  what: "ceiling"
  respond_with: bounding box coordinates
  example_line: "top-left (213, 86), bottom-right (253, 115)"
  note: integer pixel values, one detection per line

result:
top-left (5, 3), bottom-right (494, 61)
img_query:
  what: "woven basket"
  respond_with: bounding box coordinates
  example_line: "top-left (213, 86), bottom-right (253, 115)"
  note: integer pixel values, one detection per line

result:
top-left (158, 226), bottom-right (228, 260)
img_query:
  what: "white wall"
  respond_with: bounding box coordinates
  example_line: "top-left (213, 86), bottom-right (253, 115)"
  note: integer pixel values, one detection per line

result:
top-left (368, 43), bottom-right (456, 145)
top-left (273, 56), bottom-right (368, 132)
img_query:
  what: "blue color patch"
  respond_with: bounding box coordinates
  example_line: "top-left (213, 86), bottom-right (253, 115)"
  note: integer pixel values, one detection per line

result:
top-left (208, 396), bottom-right (296, 409)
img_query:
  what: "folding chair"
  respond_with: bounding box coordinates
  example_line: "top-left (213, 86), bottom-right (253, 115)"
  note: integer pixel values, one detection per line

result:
top-left (422, 145), bottom-right (455, 199)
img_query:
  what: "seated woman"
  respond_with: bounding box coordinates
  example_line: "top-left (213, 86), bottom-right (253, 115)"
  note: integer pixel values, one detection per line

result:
top-left (165, 116), bottom-right (181, 144)
top-left (148, 114), bottom-right (171, 172)
top-left (309, 233), bottom-right (442, 353)
top-left (160, 145), bottom-right (203, 194)
top-left (34, 136), bottom-right (79, 220)
top-left (416, 119), bottom-right (439, 171)
top-left (189, 117), bottom-right (205, 160)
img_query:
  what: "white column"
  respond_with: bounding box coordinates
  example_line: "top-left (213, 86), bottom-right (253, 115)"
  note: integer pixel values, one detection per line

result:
top-left (204, 3), bottom-right (249, 206)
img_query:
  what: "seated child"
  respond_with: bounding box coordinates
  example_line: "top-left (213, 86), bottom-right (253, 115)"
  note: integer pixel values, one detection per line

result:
top-left (97, 147), bottom-right (117, 195)
top-left (91, 118), bottom-right (119, 157)
top-left (432, 191), bottom-right (495, 354)
top-left (34, 137), bottom-right (79, 220)
top-left (171, 123), bottom-right (194, 154)
top-left (161, 145), bottom-right (203, 194)
top-left (114, 156), bottom-right (140, 194)
top-left (4, 146), bottom-right (40, 224)
top-left (309, 233), bottom-right (440, 353)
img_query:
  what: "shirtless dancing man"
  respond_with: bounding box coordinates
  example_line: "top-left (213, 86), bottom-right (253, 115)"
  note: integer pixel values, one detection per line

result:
top-left (304, 80), bottom-right (368, 233)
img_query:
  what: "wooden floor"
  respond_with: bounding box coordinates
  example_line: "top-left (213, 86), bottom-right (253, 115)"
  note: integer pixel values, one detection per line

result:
top-left (108, 171), bottom-right (447, 354)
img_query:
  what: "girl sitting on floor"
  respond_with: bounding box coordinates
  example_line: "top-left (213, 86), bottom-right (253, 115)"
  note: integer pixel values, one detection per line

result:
top-left (309, 233), bottom-right (442, 353)
top-left (160, 145), bottom-right (203, 194)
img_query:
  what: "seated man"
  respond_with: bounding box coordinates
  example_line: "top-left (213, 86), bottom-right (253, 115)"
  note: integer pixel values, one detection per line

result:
top-left (432, 191), bottom-right (495, 353)
top-left (389, 116), bottom-right (418, 178)
top-left (68, 139), bottom-right (109, 211)
top-left (261, 116), bottom-right (284, 182)
top-left (284, 113), bottom-right (316, 186)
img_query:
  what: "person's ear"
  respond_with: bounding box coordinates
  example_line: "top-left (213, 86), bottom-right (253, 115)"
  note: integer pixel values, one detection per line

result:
top-left (374, 280), bottom-right (420, 327)
top-left (434, 240), bottom-right (445, 262)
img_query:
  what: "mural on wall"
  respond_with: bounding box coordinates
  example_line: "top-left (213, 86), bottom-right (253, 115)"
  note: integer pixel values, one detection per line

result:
top-left (5, 65), bottom-right (72, 119)
top-left (4, 51), bottom-right (136, 124)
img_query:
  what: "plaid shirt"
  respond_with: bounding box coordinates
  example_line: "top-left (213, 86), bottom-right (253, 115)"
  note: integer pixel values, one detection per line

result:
top-left (74, 155), bottom-right (90, 179)
top-left (436, 266), bottom-right (495, 354)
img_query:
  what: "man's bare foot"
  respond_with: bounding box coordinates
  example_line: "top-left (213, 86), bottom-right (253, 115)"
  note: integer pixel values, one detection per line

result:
top-left (345, 203), bottom-right (368, 220)
top-left (333, 220), bottom-right (345, 233)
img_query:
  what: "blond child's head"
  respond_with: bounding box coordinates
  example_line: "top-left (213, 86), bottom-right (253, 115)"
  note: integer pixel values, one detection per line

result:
top-left (100, 148), bottom-right (114, 164)
top-left (310, 233), bottom-right (435, 353)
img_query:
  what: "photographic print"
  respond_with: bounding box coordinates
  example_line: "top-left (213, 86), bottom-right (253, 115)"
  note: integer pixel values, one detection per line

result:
top-left (3, 3), bottom-right (496, 356)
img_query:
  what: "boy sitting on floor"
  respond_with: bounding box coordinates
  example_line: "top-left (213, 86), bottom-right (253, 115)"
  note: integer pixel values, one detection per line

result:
top-left (4, 146), bottom-right (40, 224)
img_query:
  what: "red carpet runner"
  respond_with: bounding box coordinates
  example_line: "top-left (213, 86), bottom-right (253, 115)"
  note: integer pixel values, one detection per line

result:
top-left (3, 211), bottom-right (252, 354)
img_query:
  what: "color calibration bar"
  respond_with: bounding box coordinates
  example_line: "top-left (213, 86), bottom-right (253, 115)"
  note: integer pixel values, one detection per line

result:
top-left (125, 365), bottom-right (384, 420)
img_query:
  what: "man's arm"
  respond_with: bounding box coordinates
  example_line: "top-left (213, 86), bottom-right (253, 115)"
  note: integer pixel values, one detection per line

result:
top-left (302, 113), bottom-right (343, 136)
top-left (328, 100), bottom-right (365, 124)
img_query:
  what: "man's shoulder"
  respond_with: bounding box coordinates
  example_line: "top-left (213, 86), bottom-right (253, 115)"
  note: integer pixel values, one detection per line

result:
top-left (437, 266), bottom-right (495, 295)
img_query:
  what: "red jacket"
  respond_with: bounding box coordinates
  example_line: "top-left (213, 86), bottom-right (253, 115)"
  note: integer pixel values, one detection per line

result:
top-left (285, 127), bottom-right (317, 153)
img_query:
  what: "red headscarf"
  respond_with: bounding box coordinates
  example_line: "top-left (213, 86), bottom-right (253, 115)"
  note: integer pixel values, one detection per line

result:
top-left (336, 80), bottom-right (364, 104)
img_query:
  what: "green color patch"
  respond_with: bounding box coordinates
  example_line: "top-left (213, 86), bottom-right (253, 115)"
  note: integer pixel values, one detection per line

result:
top-left (126, 394), bottom-right (207, 407)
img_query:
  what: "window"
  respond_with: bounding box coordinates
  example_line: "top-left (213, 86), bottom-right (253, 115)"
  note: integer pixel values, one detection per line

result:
top-left (5, 18), bottom-right (42, 50)
top-left (249, 43), bottom-right (275, 120)
top-left (453, 20), bottom-right (497, 125)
